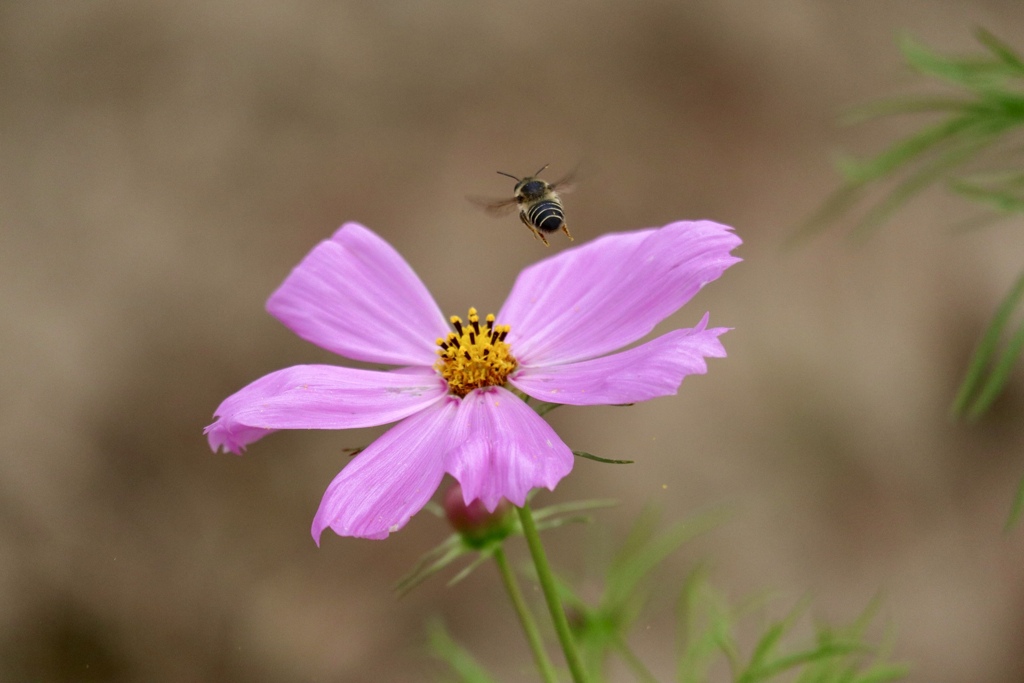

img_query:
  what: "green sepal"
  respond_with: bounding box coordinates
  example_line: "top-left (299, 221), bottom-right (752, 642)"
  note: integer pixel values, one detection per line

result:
top-left (532, 400), bottom-right (563, 416)
top-left (396, 497), bottom-right (619, 596)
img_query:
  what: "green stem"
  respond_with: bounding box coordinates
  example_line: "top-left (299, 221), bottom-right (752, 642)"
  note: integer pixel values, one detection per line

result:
top-left (492, 546), bottom-right (560, 683)
top-left (517, 503), bottom-right (589, 683)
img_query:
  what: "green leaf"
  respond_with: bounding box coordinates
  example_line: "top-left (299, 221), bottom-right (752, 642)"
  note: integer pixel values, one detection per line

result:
top-left (427, 620), bottom-right (501, 683)
top-left (799, 30), bottom-right (1024, 243)
top-left (850, 126), bottom-right (998, 238)
top-left (842, 116), bottom-right (978, 185)
top-left (532, 513), bottom-right (593, 531)
top-left (949, 172), bottom-right (1024, 213)
top-left (743, 642), bottom-right (866, 682)
top-left (606, 508), bottom-right (728, 609)
top-left (446, 552), bottom-right (493, 588)
top-left (530, 498), bottom-right (619, 523)
top-left (840, 96), bottom-right (976, 124)
top-left (742, 598), bottom-right (812, 677)
top-left (396, 538), bottom-right (469, 596)
top-left (900, 32), bottom-right (1024, 89)
top-left (792, 116), bottom-right (980, 243)
top-left (900, 34), bottom-right (973, 84)
top-left (573, 450), bottom-right (634, 464)
top-left (1006, 471), bottom-right (1024, 530)
top-left (951, 266), bottom-right (1024, 418)
top-left (675, 572), bottom-right (906, 683)
top-left (677, 568), bottom-right (747, 683)
top-left (965, 317), bottom-right (1024, 418)
top-left (975, 28), bottom-right (1024, 75)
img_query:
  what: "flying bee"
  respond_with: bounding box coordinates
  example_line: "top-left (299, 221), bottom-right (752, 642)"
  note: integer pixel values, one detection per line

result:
top-left (474, 164), bottom-right (574, 246)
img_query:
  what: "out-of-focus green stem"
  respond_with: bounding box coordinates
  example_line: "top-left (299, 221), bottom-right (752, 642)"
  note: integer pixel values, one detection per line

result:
top-left (517, 503), bottom-right (588, 683)
top-left (492, 546), bottom-right (560, 683)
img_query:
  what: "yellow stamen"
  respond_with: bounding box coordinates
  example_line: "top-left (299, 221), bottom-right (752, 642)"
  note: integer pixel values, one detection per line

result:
top-left (435, 307), bottom-right (517, 397)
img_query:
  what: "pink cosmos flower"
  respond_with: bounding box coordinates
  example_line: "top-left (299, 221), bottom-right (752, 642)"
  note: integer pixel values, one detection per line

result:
top-left (206, 221), bottom-right (741, 543)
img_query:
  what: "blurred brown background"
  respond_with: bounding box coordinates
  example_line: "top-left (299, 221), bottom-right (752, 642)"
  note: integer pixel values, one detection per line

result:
top-left (3, 1), bottom-right (1024, 681)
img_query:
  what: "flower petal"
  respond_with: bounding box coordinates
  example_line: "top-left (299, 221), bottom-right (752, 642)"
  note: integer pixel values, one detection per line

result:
top-left (444, 387), bottom-right (574, 511)
top-left (510, 313), bottom-right (727, 405)
top-left (266, 223), bottom-right (449, 366)
top-left (205, 365), bottom-right (447, 454)
top-left (312, 398), bottom-right (459, 542)
top-left (499, 221), bottom-right (741, 366)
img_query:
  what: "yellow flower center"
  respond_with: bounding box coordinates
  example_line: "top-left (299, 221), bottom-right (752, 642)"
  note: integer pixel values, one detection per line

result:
top-left (435, 308), bottom-right (518, 397)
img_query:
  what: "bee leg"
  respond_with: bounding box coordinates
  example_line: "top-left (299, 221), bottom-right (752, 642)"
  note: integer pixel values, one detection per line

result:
top-left (520, 213), bottom-right (550, 246)
top-left (561, 224), bottom-right (574, 242)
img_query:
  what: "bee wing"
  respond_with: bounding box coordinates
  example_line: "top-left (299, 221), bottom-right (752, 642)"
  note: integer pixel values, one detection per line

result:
top-left (548, 169), bottom-right (577, 194)
top-left (468, 195), bottom-right (520, 217)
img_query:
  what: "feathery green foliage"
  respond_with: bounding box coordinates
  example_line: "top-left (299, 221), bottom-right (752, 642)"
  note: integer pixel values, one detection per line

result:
top-left (557, 507), bottom-right (729, 681)
top-left (429, 507), bottom-right (906, 682)
top-left (397, 498), bottom-right (618, 595)
top-left (801, 29), bottom-right (1024, 526)
top-left (800, 29), bottom-right (1024, 241)
top-left (677, 575), bottom-right (908, 683)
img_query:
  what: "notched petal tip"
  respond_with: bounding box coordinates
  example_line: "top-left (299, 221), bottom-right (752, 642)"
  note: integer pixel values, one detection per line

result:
top-left (311, 517), bottom-right (391, 543)
top-left (445, 388), bottom-right (574, 511)
top-left (265, 223), bottom-right (448, 366)
top-left (203, 365), bottom-right (447, 459)
top-left (512, 314), bottom-right (733, 406)
top-left (500, 219), bottom-right (743, 366)
top-left (204, 418), bottom-right (273, 455)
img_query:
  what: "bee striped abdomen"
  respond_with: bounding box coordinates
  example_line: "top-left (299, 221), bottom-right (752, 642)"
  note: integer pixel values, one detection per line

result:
top-left (525, 200), bottom-right (565, 233)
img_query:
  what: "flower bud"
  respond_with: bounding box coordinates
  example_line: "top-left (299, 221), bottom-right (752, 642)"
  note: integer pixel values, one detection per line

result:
top-left (443, 483), bottom-right (514, 546)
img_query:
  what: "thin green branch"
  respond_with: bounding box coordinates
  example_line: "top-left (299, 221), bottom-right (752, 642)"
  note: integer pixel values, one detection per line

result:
top-left (517, 504), bottom-right (590, 683)
top-left (493, 546), bottom-right (560, 683)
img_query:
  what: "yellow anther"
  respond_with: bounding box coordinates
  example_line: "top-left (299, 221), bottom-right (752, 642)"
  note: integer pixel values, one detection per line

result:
top-left (435, 308), bottom-right (517, 397)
